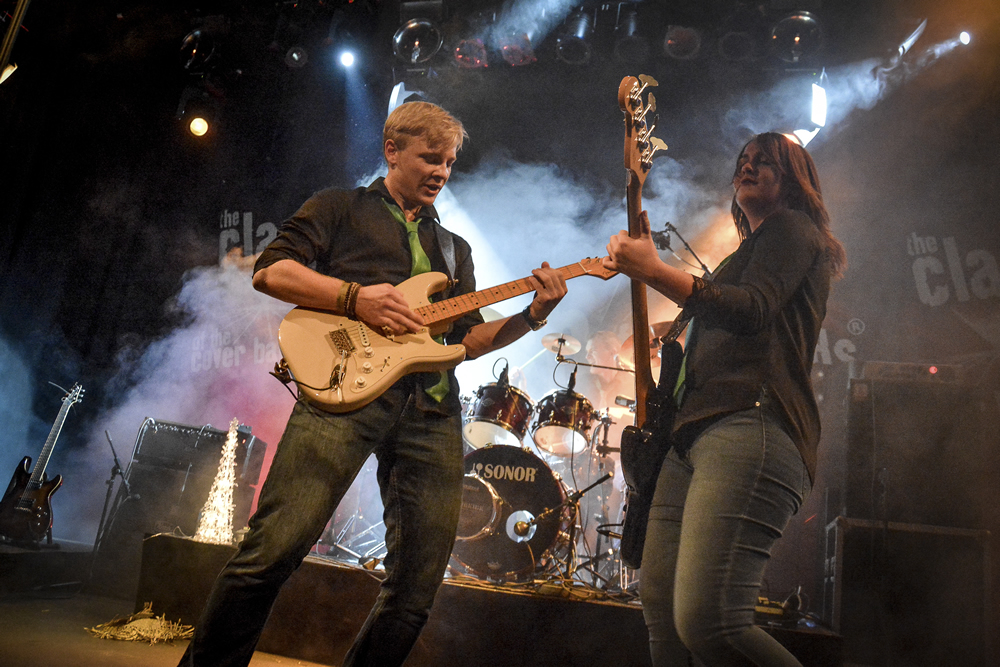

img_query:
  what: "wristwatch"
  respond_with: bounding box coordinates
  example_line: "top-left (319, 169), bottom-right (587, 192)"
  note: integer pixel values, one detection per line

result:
top-left (521, 304), bottom-right (547, 331)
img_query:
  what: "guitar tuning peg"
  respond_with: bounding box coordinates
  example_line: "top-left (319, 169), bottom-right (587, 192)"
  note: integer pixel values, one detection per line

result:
top-left (647, 92), bottom-right (657, 113)
top-left (638, 74), bottom-right (659, 87)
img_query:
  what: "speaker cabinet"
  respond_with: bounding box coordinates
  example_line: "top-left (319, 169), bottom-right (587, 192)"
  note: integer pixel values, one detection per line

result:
top-left (824, 517), bottom-right (991, 666)
top-left (844, 378), bottom-right (997, 529)
top-left (90, 418), bottom-right (268, 598)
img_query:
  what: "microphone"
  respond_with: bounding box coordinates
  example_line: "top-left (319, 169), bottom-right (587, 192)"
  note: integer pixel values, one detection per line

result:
top-left (567, 367), bottom-right (578, 392)
top-left (497, 362), bottom-right (510, 394)
top-left (513, 520), bottom-right (532, 537)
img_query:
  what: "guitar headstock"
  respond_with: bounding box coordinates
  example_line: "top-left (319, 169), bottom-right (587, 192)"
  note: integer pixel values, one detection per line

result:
top-left (578, 257), bottom-right (618, 281)
top-left (64, 383), bottom-right (85, 406)
top-left (619, 74), bottom-right (668, 187)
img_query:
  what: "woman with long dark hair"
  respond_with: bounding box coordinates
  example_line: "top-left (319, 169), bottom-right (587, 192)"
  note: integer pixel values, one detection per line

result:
top-left (605, 133), bottom-right (845, 666)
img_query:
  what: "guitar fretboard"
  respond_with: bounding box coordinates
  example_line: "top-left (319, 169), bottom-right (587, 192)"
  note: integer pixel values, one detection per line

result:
top-left (416, 260), bottom-right (604, 325)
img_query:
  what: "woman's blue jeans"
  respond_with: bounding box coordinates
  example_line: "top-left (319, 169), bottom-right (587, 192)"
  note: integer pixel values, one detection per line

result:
top-left (640, 402), bottom-right (811, 666)
top-left (178, 379), bottom-right (465, 667)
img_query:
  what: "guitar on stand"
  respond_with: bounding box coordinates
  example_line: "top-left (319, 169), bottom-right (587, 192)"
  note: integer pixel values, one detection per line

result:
top-left (0, 383), bottom-right (83, 545)
top-left (615, 75), bottom-right (687, 570)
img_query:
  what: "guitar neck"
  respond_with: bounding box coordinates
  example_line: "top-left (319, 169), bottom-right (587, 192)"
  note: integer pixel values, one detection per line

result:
top-left (416, 260), bottom-right (605, 326)
top-left (28, 404), bottom-right (71, 487)
top-left (626, 174), bottom-right (655, 428)
top-left (28, 385), bottom-right (82, 487)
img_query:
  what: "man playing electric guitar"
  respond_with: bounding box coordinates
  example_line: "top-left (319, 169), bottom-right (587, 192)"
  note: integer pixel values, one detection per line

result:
top-left (178, 101), bottom-right (567, 667)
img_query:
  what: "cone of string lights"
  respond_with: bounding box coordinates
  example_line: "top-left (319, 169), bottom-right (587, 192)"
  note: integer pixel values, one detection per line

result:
top-left (193, 417), bottom-right (240, 545)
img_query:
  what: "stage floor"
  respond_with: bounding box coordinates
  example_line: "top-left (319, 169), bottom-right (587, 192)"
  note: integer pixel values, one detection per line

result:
top-left (0, 593), bottom-right (325, 667)
top-left (0, 535), bottom-right (841, 666)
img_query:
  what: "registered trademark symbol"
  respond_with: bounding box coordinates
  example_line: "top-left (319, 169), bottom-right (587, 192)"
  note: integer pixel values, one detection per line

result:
top-left (847, 318), bottom-right (866, 336)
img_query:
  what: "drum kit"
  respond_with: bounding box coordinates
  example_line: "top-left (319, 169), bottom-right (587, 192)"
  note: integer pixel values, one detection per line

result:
top-left (450, 332), bottom-right (637, 588)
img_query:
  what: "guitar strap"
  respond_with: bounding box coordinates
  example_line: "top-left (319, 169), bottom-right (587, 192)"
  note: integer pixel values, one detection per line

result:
top-left (433, 222), bottom-right (457, 285)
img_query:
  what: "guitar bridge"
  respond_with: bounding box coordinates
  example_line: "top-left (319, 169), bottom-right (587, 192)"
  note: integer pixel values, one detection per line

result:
top-left (328, 329), bottom-right (356, 354)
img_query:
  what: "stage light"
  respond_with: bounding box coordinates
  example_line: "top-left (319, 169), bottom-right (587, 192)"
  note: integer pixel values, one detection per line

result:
top-left (556, 11), bottom-right (594, 66)
top-left (0, 63), bottom-right (16, 85)
top-left (499, 32), bottom-right (537, 67)
top-left (664, 25), bottom-right (701, 60)
top-left (340, 50), bottom-right (355, 67)
top-left (959, 31), bottom-right (971, 45)
top-left (770, 12), bottom-right (822, 64)
top-left (179, 29), bottom-right (217, 74)
top-left (189, 116), bottom-right (210, 137)
top-left (454, 38), bottom-right (488, 68)
top-left (811, 79), bottom-right (827, 127)
top-left (285, 46), bottom-right (308, 68)
top-left (614, 8), bottom-right (649, 64)
top-left (393, 18), bottom-right (443, 64)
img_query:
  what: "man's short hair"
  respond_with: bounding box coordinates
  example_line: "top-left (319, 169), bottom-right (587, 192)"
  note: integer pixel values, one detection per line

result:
top-left (384, 101), bottom-right (467, 152)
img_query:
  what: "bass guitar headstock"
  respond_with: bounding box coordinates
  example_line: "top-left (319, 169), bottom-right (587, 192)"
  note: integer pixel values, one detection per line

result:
top-left (619, 74), bottom-right (668, 188)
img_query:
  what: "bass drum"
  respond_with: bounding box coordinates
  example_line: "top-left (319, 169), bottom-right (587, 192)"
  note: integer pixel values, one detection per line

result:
top-left (462, 383), bottom-right (534, 449)
top-left (530, 389), bottom-right (596, 457)
top-left (452, 446), bottom-right (572, 580)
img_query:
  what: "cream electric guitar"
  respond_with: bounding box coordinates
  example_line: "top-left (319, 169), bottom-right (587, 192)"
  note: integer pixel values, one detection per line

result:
top-left (278, 257), bottom-right (617, 413)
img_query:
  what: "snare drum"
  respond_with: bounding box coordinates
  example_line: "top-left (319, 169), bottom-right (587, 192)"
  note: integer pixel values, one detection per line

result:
top-left (462, 383), bottom-right (533, 449)
top-left (452, 446), bottom-right (571, 580)
top-left (530, 390), bottom-right (596, 457)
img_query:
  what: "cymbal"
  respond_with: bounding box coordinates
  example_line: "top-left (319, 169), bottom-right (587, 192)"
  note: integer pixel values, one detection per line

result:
top-left (620, 322), bottom-right (675, 366)
top-left (541, 332), bottom-right (582, 356)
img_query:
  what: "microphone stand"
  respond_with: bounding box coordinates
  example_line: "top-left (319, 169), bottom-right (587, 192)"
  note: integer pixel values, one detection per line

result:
top-left (515, 473), bottom-right (613, 580)
top-left (652, 221), bottom-right (710, 275)
top-left (88, 431), bottom-right (136, 586)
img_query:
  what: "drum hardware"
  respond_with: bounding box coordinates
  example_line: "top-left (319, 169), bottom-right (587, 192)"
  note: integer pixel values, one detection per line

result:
top-left (615, 394), bottom-right (637, 412)
top-left (592, 410), bottom-right (621, 456)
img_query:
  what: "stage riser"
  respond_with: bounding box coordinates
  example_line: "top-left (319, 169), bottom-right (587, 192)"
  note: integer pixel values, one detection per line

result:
top-left (136, 534), bottom-right (840, 667)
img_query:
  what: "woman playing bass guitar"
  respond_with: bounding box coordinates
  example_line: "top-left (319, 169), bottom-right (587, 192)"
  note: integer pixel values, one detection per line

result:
top-left (604, 132), bottom-right (846, 667)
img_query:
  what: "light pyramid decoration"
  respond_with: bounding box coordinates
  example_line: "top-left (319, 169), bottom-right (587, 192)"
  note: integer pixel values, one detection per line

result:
top-left (193, 417), bottom-right (240, 545)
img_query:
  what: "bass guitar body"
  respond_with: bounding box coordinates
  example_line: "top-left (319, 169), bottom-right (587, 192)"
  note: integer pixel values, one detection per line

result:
top-left (619, 340), bottom-right (683, 569)
top-left (0, 457), bottom-right (62, 543)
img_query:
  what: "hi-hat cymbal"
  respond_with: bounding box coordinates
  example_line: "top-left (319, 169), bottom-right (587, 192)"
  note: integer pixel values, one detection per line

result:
top-left (541, 333), bottom-right (582, 355)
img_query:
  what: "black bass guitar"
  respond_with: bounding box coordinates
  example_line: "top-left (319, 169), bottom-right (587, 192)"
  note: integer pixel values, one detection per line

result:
top-left (615, 74), bottom-right (683, 569)
top-left (0, 383), bottom-right (83, 543)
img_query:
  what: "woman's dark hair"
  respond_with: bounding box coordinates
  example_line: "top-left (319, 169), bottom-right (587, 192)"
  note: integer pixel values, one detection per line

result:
top-left (731, 132), bottom-right (847, 278)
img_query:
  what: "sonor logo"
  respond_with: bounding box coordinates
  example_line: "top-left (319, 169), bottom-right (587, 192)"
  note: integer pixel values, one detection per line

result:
top-left (472, 463), bottom-right (538, 483)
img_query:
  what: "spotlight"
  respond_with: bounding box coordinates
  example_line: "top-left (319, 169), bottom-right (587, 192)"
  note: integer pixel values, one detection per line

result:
top-left (393, 18), bottom-right (443, 64)
top-left (285, 46), bottom-right (308, 68)
top-left (499, 32), bottom-right (537, 67)
top-left (340, 50), bottom-right (356, 68)
top-left (180, 29), bottom-right (217, 74)
top-left (664, 25), bottom-right (701, 60)
top-left (556, 11), bottom-right (594, 66)
top-left (959, 31), bottom-right (971, 45)
top-left (454, 38), bottom-right (488, 69)
top-left (614, 8), bottom-right (649, 64)
top-left (1, 63), bottom-right (16, 85)
top-left (770, 12), bottom-right (822, 64)
top-left (188, 116), bottom-right (210, 137)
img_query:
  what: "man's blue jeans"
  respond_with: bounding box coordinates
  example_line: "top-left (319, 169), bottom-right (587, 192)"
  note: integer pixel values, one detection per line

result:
top-left (640, 401), bottom-right (811, 666)
top-left (178, 377), bottom-right (465, 667)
